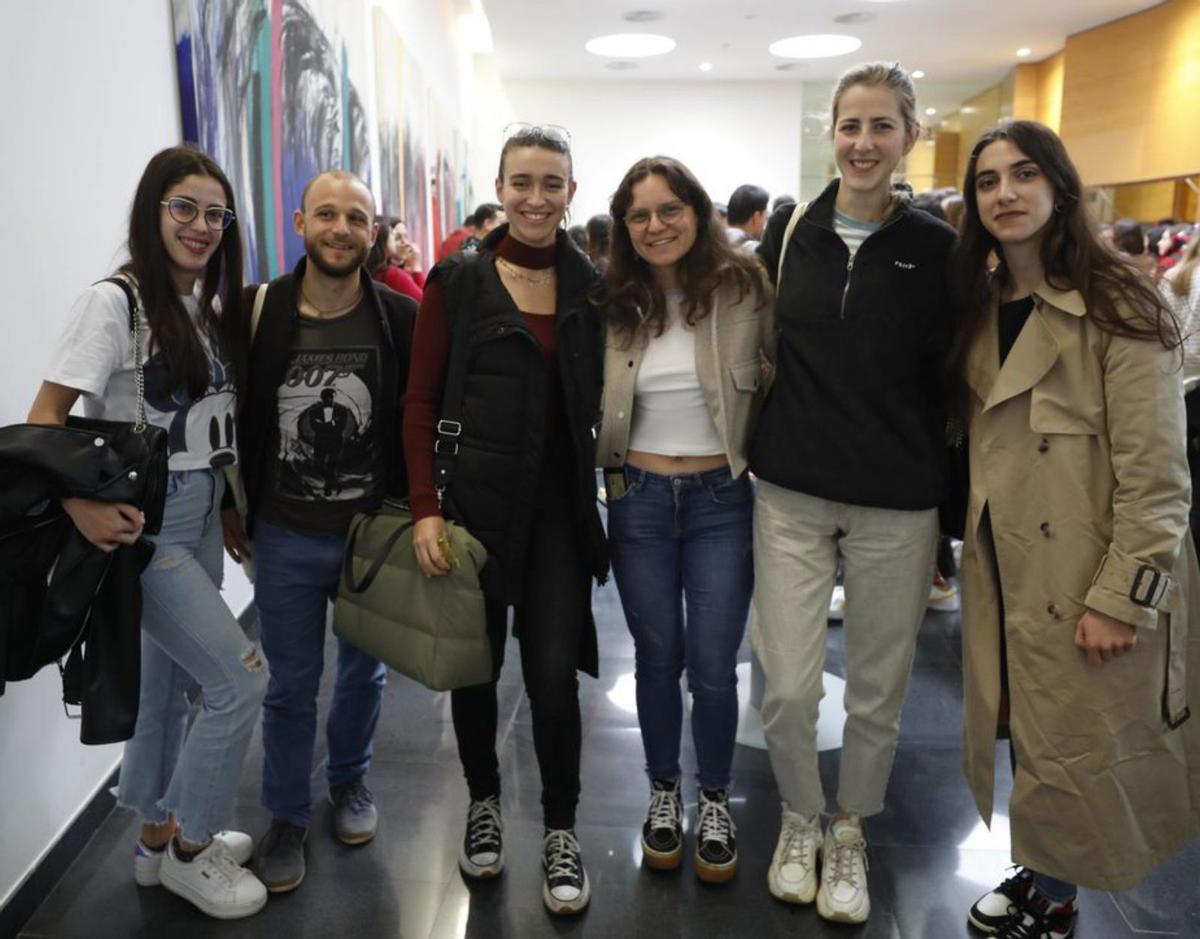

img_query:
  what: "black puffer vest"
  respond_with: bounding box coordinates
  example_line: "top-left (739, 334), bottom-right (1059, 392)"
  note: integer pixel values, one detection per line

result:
top-left (434, 225), bottom-right (608, 605)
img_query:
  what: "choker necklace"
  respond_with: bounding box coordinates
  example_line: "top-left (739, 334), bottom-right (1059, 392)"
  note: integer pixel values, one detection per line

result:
top-left (301, 284), bottom-right (362, 316)
top-left (495, 256), bottom-right (555, 286)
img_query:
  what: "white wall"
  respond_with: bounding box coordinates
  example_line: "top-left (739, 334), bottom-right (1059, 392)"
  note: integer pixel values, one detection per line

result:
top-left (501, 79), bottom-right (804, 223)
top-left (0, 0), bottom-right (184, 910)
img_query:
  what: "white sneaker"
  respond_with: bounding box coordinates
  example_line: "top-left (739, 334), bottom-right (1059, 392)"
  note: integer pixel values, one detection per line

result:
top-left (828, 585), bottom-right (846, 622)
top-left (134, 831), bottom-right (254, 887)
top-left (929, 581), bottom-right (960, 612)
top-left (159, 838), bottom-right (268, 920)
top-left (816, 815), bottom-right (870, 924)
top-left (767, 807), bottom-right (821, 904)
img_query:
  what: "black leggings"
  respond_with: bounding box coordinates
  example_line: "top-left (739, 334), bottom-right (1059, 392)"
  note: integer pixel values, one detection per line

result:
top-left (451, 450), bottom-right (591, 830)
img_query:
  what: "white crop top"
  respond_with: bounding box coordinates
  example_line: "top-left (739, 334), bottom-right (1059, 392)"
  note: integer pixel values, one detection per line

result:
top-left (628, 291), bottom-right (725, 456)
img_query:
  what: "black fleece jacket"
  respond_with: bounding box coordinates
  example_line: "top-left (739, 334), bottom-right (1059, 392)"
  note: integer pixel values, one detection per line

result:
top-left (751, 178), bottom-right (957, 510)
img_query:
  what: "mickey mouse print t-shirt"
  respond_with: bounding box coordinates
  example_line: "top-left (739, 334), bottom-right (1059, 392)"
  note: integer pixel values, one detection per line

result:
top-left (46, 278), bottom-right (237, 471)
top-left (255, 298), bottom-right (385, 537)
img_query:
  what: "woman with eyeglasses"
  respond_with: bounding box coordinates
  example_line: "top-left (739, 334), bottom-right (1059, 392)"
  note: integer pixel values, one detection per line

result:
top-left (750, 62), bottom-right (957, 924)
top-left (596, 156), bottom-right (771, 882)
top-left (27, 147), bottom-right (268, 919)
top-left (403, 124), bottom-right (608, 915)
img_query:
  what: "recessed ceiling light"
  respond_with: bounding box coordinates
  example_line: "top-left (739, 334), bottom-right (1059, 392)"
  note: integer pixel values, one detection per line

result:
top-left (911, 69), bottom-right (925, 79)
top-left (1016, 47), bottom-right (1032, 57)
top-left (834, 12), bottom-right (875, 24)
top-left (925, 107), bottom-right (937, 116)
top-left (622, 10), bottom-right (662, 22)
top-left (605, 60), bottom-right (639, 71)
top-left (699, 62), bottom-right (713, 72)
top-left (586, 33), bottom-right (676, 58)
top-left (769, 34), bottom-right (862, 59)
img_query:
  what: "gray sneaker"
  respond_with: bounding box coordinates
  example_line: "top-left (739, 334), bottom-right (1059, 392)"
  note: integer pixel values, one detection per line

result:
top-left (330, 779), bottom-right (378, 845)
top-left (255, 820), bottom-right (307, 894)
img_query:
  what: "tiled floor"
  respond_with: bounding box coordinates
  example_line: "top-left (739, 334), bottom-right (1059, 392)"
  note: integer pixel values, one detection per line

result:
top-left (19, 574), bottom-right (1200, 938)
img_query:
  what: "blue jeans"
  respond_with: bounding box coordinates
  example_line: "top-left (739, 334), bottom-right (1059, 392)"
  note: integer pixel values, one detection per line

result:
top-left (254, 520), bottom-right (387, 827)
top-left (118, 469), bottom-right (269, 843)
top-left (607, 465), bottom-right (754, 790)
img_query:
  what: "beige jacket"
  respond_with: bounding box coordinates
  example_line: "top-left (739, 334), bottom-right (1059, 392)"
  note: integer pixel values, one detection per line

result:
top-left (960, 282), bottom-right (1200, 889)
top-left (595, 271), bottom-right (774, 477)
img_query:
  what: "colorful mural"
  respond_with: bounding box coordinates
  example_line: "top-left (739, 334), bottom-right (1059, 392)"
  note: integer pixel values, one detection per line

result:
top-left (174, 0), bottom-right (471, 280)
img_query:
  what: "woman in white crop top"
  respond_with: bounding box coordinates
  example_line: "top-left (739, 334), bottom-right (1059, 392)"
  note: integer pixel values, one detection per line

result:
top-left (596, 156), bottom-right (772, 884)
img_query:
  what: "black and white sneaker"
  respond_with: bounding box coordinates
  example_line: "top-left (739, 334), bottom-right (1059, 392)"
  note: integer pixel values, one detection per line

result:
top-left (994, 892), bottom-right (1077, 939)
top-left (641, 778), bottom-right (683, 870)
top-left (458, 795), bottom-right (504, 878)
top-left (969, 868), bottom-right (1034, 933)
top-left (542, 828), bottom-right (590, 915)
top-left (694, 787), bottom-right (737, 883)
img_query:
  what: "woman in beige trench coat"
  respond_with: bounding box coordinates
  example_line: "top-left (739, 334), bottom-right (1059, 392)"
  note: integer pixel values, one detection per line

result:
top-left (948, 120), bottom-right (1200, 939)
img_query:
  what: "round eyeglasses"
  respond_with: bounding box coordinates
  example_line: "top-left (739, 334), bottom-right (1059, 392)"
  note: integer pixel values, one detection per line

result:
top-left (160, 196), bottom-right (236, 231)
top-left (624, 201), bottom-right (687, 230)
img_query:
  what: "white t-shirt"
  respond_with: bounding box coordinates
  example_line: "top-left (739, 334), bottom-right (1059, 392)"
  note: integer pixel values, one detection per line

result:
top-left (628, 290), bottom-right (725, 457)
top-left (45, 279), bottom-right (238, 471)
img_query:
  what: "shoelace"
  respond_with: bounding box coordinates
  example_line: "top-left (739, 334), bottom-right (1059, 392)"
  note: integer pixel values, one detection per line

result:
top-left (197, 841), bottom-right (245, 887)
top-left (780, 817), bottom-right (819, 867)
top-left (646, 784), bottom-right (680, 831)
top-left (467, 797), bottom-right (503, 850)
top-left (825, 835), bottom-right (867, 888)
top-left (335, 782), bottom-right (373, 812)
top-left (543, 829), bottom-right (582, 882)
top-left (697, 792), bottom-right (734, 846)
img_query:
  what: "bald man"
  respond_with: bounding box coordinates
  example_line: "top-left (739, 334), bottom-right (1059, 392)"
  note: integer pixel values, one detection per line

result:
top-left (222, 170), bottom-right (416, 893)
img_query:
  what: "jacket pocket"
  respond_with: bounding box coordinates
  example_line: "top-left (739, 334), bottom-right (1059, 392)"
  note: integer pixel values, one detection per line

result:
top-left (1029, 386), bottom-right (1104, 434)
top-left (729, 359), bottom-right (763, 394)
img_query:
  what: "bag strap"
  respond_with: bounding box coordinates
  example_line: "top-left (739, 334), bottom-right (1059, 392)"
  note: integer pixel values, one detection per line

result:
top-left (99, 277), bottom-right (149, 432)
top-left (432, 254), bottom-right (480, 506)
top-left (342, 513), bottom-right (415, 594)
top-left (250, 283), bottom-right (268, 341)
top-left (776, 201), bottom-right (809, 292)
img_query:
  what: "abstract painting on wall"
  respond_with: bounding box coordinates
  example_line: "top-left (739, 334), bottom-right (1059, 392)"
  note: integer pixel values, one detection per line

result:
top-left (173, 0), bottom-right (373, 282)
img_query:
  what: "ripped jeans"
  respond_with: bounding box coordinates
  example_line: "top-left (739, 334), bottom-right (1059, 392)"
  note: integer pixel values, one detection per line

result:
top-left (118, 468), bottom-right (268, 843)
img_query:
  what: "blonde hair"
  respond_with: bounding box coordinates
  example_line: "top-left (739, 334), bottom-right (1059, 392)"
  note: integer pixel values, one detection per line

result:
top-left (1168, 230), bottom-right (1200, 298)
top-left (830, 62), bottom-right (919, 137)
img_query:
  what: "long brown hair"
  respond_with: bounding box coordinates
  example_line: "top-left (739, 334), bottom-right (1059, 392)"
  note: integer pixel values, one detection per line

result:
top-left (121, 146), bottom-right (245, 397)
top-left (948, 121), bottom-right (1178, 405)
top-left (604, 156), bottom-right (768, 342)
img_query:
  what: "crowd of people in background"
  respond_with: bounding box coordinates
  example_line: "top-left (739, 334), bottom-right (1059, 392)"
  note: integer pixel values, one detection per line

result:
top-left (19, 54), bottom-right (1200, 939)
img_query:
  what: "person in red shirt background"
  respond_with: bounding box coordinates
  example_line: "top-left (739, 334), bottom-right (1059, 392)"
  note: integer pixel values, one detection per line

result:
top-left (367, 216), bottom-right (425, 301)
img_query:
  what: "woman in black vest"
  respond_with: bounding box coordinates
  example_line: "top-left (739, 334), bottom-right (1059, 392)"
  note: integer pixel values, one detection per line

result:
top-left (403, 125), bottom-right (607, 916)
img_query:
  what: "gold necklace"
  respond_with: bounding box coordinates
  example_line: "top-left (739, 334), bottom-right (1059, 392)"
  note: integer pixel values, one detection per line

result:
top-left (301, 284), bottom-right (362, 316)
top-left (495, 256), bottom-right (555, 286)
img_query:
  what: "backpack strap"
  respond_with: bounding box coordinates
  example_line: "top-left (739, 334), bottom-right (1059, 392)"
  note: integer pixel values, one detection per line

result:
top-left (432, 254), bottom-right (480, 507)
top-left (250, 282), bottom-right (268, 341)
top-left (777, 201), bottom-right (809, 291)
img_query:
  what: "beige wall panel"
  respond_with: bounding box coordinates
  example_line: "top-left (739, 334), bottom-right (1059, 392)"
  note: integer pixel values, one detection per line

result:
top-left (1060, 0), bottom-right (1200, 186)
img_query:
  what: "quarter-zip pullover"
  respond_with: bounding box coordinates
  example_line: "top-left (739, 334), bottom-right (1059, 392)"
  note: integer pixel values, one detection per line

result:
top-left (751, 178), bottom-right (957, 509)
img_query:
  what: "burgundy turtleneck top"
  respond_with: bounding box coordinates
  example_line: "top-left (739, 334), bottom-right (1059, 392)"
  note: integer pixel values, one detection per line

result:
top-left (403, 234), bottom-right (563, 521)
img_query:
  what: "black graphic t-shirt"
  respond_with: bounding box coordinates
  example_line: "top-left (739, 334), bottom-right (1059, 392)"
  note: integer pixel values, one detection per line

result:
top-left (257, 299), bottom-right (385, 536)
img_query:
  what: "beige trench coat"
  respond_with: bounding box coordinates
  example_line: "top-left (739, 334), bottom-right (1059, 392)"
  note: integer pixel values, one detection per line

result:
top-left (960, 282), bottom-right (1200, 890)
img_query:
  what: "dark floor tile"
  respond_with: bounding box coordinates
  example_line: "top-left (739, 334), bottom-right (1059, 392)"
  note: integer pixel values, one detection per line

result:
top-left (1107, 836), bottom-right (1200, 935)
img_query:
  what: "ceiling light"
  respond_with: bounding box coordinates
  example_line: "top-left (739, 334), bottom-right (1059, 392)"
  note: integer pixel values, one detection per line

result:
top-left (911, 69), bottom-right (925, 79)
top-left (699, 62), bottom-right (713, 72)
top-left (925, 107), bottom-right (937, 116)
top-left (769, 34), bottom-right (862, 59)
top-left (585, 33), bottom-right (676, 58)
top-left (834, 13), bottom-right (875, 24)
top-left (1016, 47), bottom-right (1032, 57)
top-left (622, 10), bottom-right (662, 22)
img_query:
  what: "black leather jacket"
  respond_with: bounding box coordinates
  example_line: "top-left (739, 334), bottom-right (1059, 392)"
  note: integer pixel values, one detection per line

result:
top-left (0, 422), bottom-right (151, 744)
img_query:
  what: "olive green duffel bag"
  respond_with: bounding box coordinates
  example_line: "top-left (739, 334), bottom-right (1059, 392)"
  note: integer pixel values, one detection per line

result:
top-left (333, 499), bottom-right (491, 691)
